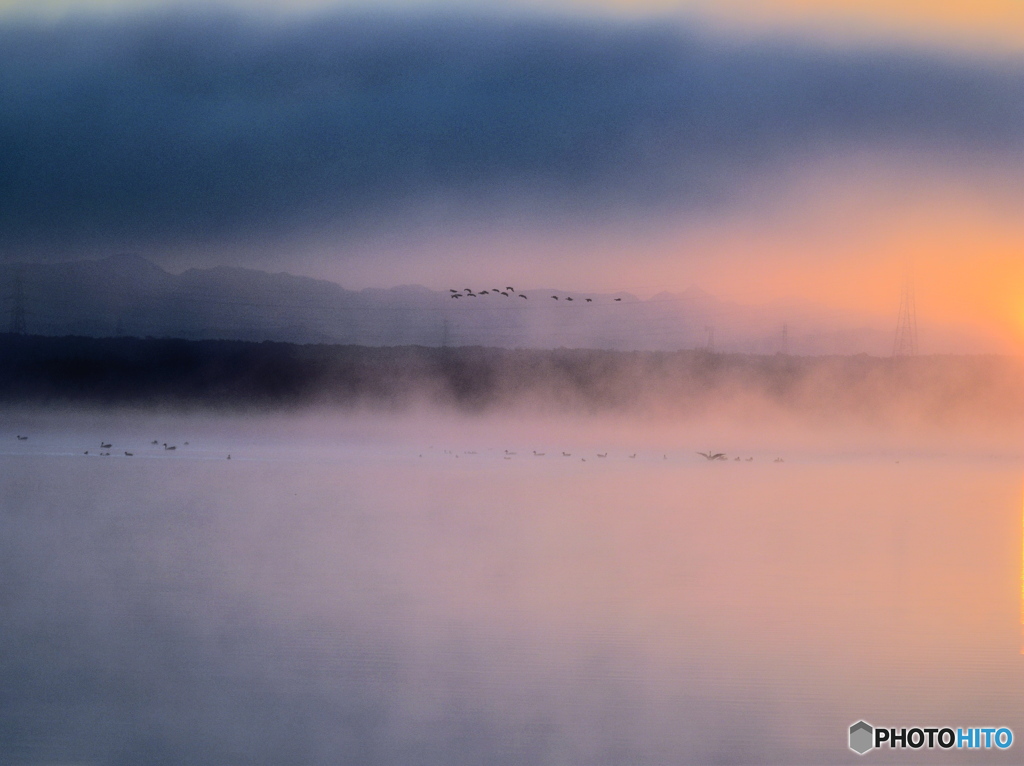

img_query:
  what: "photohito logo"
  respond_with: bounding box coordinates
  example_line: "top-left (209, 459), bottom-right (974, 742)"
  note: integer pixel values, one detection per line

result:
top-left (848, 721), bottom-right (1013, 755)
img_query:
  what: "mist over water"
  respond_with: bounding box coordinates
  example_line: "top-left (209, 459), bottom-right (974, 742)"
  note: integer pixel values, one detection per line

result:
top-left (2, 400), bottom-right (1023, 764)
top-left (4, 2), bottom-right (1024, 761)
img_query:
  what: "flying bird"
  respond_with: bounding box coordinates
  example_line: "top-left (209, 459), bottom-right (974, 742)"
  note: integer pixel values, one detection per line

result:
top-left (451, 294), bottom-right (461, 298)
top-left (16, 435), bottom-right (27, 440)
top-left (519, 294), bottom-right (527, 299)
top-left (506, 287), bottom-right (514, 292)
top-left (614, 298), bottom-right (622, 301)
top-left (552, 296), bottom-right (559, 300)
top-left (100, 442), bottom-right (112, 448)
top-left (697, 451), bottom-right (727, 461)
top-left (480, 290), bottom-right (489, 294)
top-left (585, 298), bottom-right (592, 302)
top-left (125, 451), bottom-right (133, 456)
top-left (501, 291), bottom-right (509, 296)
top-left (449, 289), bottom-right (457, 293)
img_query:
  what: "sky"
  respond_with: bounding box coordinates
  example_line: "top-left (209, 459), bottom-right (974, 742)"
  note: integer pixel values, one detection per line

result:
top-left (2, 1), bottom-right (1024, 350)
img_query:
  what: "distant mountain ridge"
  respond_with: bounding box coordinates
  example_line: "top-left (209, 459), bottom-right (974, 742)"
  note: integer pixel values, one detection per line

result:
top-left (0, 255), bottom-right (982, 354)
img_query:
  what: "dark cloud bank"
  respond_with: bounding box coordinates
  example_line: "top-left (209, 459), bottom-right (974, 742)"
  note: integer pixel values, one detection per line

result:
top-left (2, 10), bottom-right (1024, 256)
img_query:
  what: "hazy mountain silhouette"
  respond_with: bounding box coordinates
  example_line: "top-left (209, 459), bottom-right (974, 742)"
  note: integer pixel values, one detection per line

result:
top-left (0, 255), bottom-right (980, 354)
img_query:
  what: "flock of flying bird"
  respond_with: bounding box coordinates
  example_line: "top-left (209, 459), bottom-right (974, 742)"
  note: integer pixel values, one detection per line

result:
top-left (449, 286), bottom-right (622, 303)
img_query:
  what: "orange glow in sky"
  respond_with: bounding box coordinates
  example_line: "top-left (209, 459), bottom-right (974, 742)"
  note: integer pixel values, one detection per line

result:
top-left (570, 0), bottom-right (1024, 50)
top-left (315, 159), bottom-right (1024, 354)
top-left (6, 0), bottom-right (1024, 51)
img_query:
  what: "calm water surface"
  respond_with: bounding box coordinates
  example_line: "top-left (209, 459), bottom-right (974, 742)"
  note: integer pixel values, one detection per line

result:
top-left (1, 410), bottom-right (1022, 764)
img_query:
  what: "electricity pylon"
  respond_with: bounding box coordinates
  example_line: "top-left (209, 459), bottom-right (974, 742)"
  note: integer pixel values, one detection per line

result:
top-left (892, 272), bottom-right (918, 358)
top-left (703, 325), bottom-right (715, 353)
top-left (8, 266), bottom-right (27, 335)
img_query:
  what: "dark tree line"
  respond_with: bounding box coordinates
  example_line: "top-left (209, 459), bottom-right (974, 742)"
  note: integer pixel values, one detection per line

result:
top-left (0, 334), bottom-right (1020, 426)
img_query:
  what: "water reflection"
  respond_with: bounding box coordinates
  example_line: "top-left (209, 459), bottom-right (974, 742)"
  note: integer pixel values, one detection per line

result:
top-left (1, 411), bottom-right (1022, 764)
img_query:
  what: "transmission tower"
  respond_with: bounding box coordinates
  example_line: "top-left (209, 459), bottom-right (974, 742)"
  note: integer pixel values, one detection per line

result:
top-left (892, 272), bottom-right (918, 358)
top-left (8, 265), bottom-right (27, 335)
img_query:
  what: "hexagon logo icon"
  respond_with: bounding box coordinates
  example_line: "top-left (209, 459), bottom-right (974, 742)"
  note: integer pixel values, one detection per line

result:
top-left (849, 721), bottom-right (874, 755)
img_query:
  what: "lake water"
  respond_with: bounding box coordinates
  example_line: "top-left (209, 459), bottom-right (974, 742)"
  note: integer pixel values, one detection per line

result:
top-left (1, 409), bottom-right (1022, 764)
